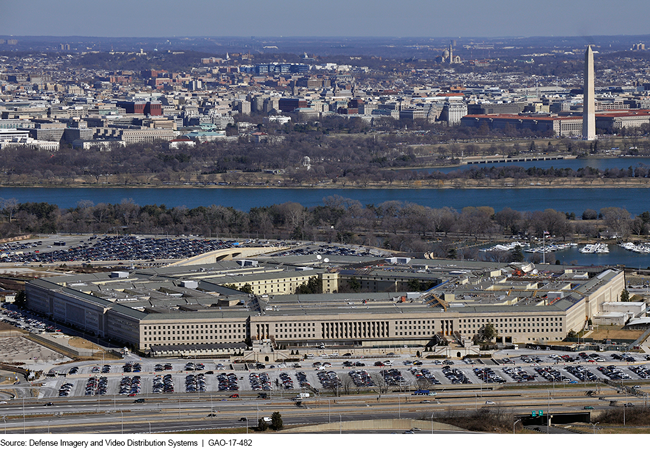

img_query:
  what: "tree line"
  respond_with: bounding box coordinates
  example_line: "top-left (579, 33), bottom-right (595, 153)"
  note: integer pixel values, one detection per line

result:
top-left (2, 127), bottom-right (650, 188)
top-left (1, 197), bottom-right (648, 261)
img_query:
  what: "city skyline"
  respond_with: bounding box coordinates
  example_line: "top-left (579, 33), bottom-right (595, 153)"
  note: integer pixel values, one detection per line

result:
top-left (3, 0), bottom-right (650, 39)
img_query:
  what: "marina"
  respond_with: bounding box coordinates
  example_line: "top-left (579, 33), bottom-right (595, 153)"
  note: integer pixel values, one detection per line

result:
top-left (481, 240), bottom-right (650, 268)
top-left (619, 242), bottom-right (650, 254)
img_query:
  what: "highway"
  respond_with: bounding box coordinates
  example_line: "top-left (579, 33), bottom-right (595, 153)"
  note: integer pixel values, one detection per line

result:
top-left (0, 384), bottom-right (642, 434)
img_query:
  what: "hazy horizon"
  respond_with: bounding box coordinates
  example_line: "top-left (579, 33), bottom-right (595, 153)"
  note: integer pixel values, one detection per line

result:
top-left (3, 34), bottom-right (650, 39)
top-left (3, 0), bottom-right (650, 39)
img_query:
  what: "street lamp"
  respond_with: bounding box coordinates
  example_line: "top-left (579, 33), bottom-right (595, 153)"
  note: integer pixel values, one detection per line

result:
top-left (513, 418), bottom-right (522, 434)
top-left (547, 390), bottom-right (551, 434)
top-left (339, 413), bottom-right (342, 434)
top-left (431, 412), bottom-right (435, 434)
top-left (121, 411), bottom-right (124, 434)
top-left (147, 421), bottom-right (151, 434)
top-left (592, 421), bottom-right (599, 434)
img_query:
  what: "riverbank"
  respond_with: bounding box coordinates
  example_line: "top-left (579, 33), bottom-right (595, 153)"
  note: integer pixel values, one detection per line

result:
top-left (2, 176), bottom-right (650, 190)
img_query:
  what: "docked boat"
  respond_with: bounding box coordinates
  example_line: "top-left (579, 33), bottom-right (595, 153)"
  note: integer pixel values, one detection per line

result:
top-left (579, 243), bottom-right (609, 254)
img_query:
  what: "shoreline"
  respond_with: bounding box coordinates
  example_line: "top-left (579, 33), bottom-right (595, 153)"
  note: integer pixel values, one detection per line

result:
top-left (2, 179), bottom-right (650, 189)
top-left (398, 154), bottom-right (650, 171)
top-left (4, 153), bottom-right (650, 190)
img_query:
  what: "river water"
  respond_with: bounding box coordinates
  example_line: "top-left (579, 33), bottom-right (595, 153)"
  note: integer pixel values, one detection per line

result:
top-left (2, 157), bottom-right (650, 267)
top-left (528, 244), bottom-right (650, 268)
top-left (0, 187), bottom-right (647, 216)
top-left (2, 157), bottom-right (648, 212)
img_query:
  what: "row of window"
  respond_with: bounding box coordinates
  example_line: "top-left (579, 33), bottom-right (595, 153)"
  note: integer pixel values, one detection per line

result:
top-left (144, 334), bottom-right (243, 342)
top-left (277, 334), bottom-right (316, 338)
top-left (462, 328), bottom-right (562, 334)
top-left (144, 324), bottom-right (243, 330)
top-left (397, 325), bottom-right (433, 330)
top-left (460, 317), bottom-right (562, 323)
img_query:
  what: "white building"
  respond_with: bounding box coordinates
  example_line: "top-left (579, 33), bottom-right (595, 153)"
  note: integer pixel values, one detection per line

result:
top-left (593, 301), bottom-right (646, 326)
top-left (263, 116), bottom-right (291, 125)
top-left (0, 137), bottom-right (60, 151)
top-left (442, 102), bottom-right (468, 126)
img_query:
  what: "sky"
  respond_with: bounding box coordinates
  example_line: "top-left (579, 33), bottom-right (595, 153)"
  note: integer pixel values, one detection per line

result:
top-left (3, 0), bottom-right (650, 38)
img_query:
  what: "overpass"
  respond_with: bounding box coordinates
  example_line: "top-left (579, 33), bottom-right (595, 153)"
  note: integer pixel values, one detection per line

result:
top-left (168, 246), bottom-right (288, 266)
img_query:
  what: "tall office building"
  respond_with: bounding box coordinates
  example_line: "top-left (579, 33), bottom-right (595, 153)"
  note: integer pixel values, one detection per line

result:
top-left (582, 45), bottom-right (596, 141)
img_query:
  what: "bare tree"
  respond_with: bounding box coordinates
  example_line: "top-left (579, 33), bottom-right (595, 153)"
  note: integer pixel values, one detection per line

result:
top-left (1, 198), bottom-right (18, 222)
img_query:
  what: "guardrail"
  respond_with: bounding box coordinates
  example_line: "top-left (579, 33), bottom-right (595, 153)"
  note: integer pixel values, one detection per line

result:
top-left (28, 333), bottom-right (82, 358)
top-left (0, 363), bottom-right (29, 377)
top-left (628, 327), bottom-right (650, 351)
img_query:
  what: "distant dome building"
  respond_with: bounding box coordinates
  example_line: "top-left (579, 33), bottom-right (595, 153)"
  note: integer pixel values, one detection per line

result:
top-left (437, 41), bottom-right (460, 65)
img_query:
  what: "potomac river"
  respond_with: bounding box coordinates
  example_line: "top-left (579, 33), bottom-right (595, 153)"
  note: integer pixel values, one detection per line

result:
top-left (0, 187), bottom-right (648, 216)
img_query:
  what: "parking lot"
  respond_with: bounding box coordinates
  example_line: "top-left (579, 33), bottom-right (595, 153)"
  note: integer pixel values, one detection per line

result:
top-left (38, 351), bottom-right (650, 400)
top-left (269, 244), bottom-right (382, 259)
top-left (1, 309), bottom-right (58, 334)
top-left (0, 235), bottom-right (247, 264)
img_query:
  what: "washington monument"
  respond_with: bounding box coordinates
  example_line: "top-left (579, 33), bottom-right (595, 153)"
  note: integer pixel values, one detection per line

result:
top-left (582, 45), bottom-right (596, 141)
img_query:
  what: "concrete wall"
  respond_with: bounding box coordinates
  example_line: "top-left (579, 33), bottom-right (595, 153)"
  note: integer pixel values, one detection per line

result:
top-left (169, 246), bottom-right (287, 266)
top-left (286, 418), bottom-right (464, 433)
